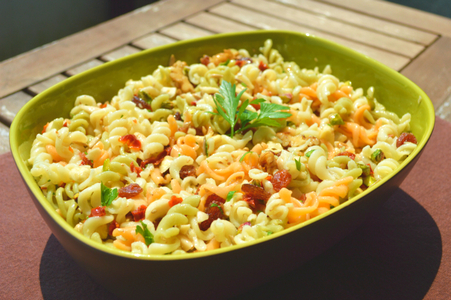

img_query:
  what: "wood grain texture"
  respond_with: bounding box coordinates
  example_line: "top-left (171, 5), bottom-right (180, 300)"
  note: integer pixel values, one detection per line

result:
top-left (100, 45), bottom-right (141, 62)
top-left (132, 33), bottom-right (177, 49)
top-left (275, 0), bottom-right (437, 45)
top-left (437, 96), bottom-right (451, 123)
top-left (233, 0), bottom-right (424, 58)
top-left (65, 59), bottom-right (105, 76)
top-left (0, 91), bottom-right (33, 126)
top-left (26, 74), bottom-right (69, 95)
top-left (0, 0), bottom-right (224, 99)
top-left (185, 12), bottom-right (256, 33)
top-left (401, 36), bottom-right (451, 108)
top-left (209, 3), bottom-right (410, 70)
top-left (0, 123), bottom-right (10, 155)
top-left (159, 22), bottom-right (213, 41)
top-left (319, 0), bottom-right (451, 36)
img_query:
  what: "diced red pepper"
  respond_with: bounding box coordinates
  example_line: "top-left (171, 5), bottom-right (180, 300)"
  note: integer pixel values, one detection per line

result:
top-left (42, 122), bottom-right (49, 134)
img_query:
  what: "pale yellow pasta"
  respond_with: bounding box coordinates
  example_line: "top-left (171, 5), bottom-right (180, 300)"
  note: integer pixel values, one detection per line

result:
top-left (29, 39), bottom-right (417, 256)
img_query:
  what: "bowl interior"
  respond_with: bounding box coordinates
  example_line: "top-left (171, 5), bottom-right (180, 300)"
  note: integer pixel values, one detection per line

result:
top-left (10, 30), bottom-right (435, 260)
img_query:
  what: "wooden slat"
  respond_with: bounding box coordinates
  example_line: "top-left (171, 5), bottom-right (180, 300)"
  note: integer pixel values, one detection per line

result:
top-left (437, 96), bottom-right (451, 123)
top-left (232, 0), bottom-right (424, 58)
top-left (26, 74), bottom-right (69, 95)
top-left (132, 33), bottom-right (177, 49)
top-left (319, 0), bottom-right (451, 36)
top-left (100, 45), bottom-right (141, 62)
top-left (401, 36), bottom-right (451, 108)
top-left (0, 0), bottom-right (224, 99)
top-left (65, 59), bottom-right (104, 76)
top-left (275, 0), bottom-right (437, 45)
top-left (185, 12), bottom-right (256, 33)
top-left (159, 22), bottom-right (213, 41)
top-left (0, 91), bottom-right (33, 126)
top-left (0, 122), bottom-right (10, 155)
top-left (209, 3), bottom-right (410, 70)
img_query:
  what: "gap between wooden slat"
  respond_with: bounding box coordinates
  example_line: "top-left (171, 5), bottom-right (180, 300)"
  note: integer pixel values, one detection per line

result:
top-left (209, 2), bottom-right (410, 70)
top-left (318, 0), bottom-right (451, 36)
top-left (185, 12), bottom-right (257, 33)
top-left (272, 0), bottom-right (437, 45)
top-left (232, 0), bottom-right (424, 58)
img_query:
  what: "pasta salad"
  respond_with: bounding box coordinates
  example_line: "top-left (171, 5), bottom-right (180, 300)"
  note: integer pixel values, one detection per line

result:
top-left (29, 39), bottom-right (417, 255)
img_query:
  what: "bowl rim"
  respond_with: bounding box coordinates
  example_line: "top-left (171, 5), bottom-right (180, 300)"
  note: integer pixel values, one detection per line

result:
top-left (10, 30), bottom-right (436, 261)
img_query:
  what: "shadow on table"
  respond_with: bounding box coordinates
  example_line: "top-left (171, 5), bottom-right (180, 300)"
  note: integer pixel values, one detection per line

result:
top-left (39, 188), bottom-right (441, 300)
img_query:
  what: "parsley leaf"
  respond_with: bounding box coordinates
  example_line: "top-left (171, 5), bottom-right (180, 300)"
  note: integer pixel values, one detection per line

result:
top-left (211, 81), bottom-right (292, 138)
top-left (226, 191), bottom-right (236, 202)
top-left (204, 136), bottom-right (209, 157)
top-left (305, 150), bottom-right (315, 158)
top-left (238, 102), bottom-right (291, 133)
top-left (135, 221), bottom-right (154, 246)
top-left (211, 81), bottom-right (246, 138)
top-left (101, 182), bottom-right (118, 206)
top-left (295, 158), bottom-right (301, 171)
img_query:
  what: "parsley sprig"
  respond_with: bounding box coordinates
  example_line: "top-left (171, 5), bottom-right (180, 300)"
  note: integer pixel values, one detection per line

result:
top-left (211, 81), bottom-right (292, 138)
top-left (101, 182), bottom-right (118, 206)
top-left (135, 221), bottom-right (154, 246)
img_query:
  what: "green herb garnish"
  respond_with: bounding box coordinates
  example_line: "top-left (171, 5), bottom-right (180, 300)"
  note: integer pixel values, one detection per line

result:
top-left (371, 149), bottom-right (384, 163)
top-left (330, 114), bottom-right (344, 126)
top-left (101, 182), bottom-right (118, 206)
top-left (135, 221), bottom-right (154, 246)
top-left (210, 203), bottom-right (224, 214)
top-left (357, 162), bottom-right (370, 177)
top-left (240, 151), bottom-right (253, 162)
top-left (204, 136), bottom-right (209, 157)
top-left (267, 231), bottom-right (273, 235)
top-left (226, 191), bottom-right (236, 202)
top-left (138, 90), bottom-right (152, 103)
top-left (305, 149), bottom-right (315, 158)
top-left (363, 175), bottom-right (377, 187)
top-left (295, 157), bottom-right (301, 171)
top-left (219, 59), bottom-right (230, 66)
top-left (211, 81), bottom-right (291, 138)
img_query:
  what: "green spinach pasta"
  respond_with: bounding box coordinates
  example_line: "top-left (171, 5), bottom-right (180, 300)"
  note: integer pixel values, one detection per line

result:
top-left (29, 39), bottom-right (417, 255)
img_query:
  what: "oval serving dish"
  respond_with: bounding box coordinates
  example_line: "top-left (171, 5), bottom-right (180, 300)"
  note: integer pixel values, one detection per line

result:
top-left (10, 30), bottom-right (435, 299)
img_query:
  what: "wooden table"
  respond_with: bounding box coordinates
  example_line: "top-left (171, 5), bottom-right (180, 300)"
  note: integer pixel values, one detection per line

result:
top-left (1, 0), bottom-right (451, 299)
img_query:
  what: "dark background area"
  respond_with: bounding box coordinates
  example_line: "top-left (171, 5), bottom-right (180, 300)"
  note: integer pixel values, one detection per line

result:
top-left (0, 0), bottom-right (157, 62)
top-left (1, 0), bottom-right (450, 62)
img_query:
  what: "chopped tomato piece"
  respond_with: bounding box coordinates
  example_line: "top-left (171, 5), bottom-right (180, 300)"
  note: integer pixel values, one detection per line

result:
top-left (118, 183), bottom-right (143, 198)
top-left (131, 205), bottom-right (147, 221)
top-left (140, 147), bottom-right (172, 168)
top-left (108, 220), bottom-right (119, 236)
top-left (118, 134), bottom-right (141, 151)
top-left (200, 55), bottom-right (210, 66)
top-left (130, 162), bottom-right (142, 176)
top-left (89, 206), bottom-right (106, 217)
top-left (270, 170), bottom-right (292, 192)
top-left (169, 195), bottom-right (183, 207)
top-left (258, 61), bottom-right (269, 71)
top-left (79, 152), bottom-right (93, 167)
top-left (397, 132), bottom-right (417, 147)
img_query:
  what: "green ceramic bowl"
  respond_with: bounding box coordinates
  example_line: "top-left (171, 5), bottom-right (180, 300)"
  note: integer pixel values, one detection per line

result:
top-left (10, 30), bottom-right (435, 299)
